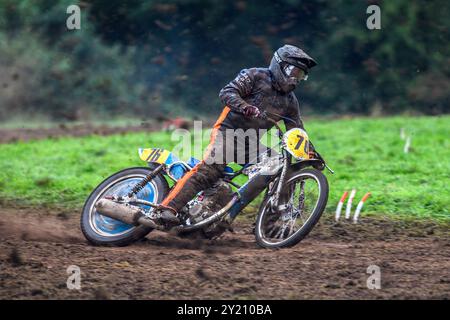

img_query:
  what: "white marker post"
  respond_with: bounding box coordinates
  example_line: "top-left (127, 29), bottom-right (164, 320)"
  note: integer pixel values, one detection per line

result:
top-left (335, 191), bottom-right (349, 222)
top-left (345, 189), bottom-right (357, 220)
top-left (404, 136), bottom-right (411, 153)
top-left (353, 192), bottom-right (371, 224)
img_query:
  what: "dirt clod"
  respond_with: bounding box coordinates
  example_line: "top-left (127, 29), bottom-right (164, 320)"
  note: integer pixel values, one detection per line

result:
top-left (195, 267), bottom-right (212, 281)
top-left (31, 289), bottom-right (44, 296)
top-left (9, 247), bottom-right (24, 266)
top-left (93, 287), bottom-right (111, 300)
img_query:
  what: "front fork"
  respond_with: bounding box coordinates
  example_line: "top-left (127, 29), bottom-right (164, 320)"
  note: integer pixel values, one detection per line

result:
top-left (270, 151), bottom-right (290, 212)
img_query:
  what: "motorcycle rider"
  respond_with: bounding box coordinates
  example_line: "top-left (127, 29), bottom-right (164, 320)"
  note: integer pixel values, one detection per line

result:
top-left (157, 44), bottom-right (317, 228)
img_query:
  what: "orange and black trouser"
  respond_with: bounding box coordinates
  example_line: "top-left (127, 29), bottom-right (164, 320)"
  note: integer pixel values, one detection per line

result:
top-left (161, 107), bottom-right (276, 212)
top-left (160, 107), bottom-right (230, 212)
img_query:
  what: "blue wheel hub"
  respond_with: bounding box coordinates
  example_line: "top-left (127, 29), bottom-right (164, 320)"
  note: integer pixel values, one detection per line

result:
top-left (93, 177), bottom-right (156, 235)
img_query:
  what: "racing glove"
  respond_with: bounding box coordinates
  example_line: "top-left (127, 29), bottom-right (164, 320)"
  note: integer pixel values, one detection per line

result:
top-left (242, 105), bottom-right (260, 118)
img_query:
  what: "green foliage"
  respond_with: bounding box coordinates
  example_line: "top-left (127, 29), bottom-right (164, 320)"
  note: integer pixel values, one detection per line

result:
top-left (314, 0), bottom-right (450, 114)
top-left (0, 116), bottom-right (448, 222)
top-left (0, 0), bottom-right (449, 120)
top-left (0, 0), bottom-right (148, 121)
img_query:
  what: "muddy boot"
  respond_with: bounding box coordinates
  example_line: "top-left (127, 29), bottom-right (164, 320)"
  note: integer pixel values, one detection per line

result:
top-left (156, 208), bottom-right (181, 230)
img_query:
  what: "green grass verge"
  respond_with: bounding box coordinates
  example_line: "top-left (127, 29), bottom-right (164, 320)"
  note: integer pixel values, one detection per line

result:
top-left (0, 116), bottom-right (449, 222)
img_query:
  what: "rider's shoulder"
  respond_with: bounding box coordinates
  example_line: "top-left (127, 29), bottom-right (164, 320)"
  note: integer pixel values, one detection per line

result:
top-left (240, 67), bottom-right (270, 80)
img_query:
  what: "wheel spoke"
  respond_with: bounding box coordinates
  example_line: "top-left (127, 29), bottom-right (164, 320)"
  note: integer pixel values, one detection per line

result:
top-left (287, 219), bottom-right (296, 236)
top-left (297, 210), bottom-right (306, 224)
top-left (268, 224), bottom-right (278, 238)
top-left (276, 224), bottom-right (287, 239)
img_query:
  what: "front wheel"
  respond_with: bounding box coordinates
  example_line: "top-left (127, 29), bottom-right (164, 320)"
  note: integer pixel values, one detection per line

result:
top-left (80, 167), bottom-right (169, 246)
top-left (255, 168), bottom-right (329, 248)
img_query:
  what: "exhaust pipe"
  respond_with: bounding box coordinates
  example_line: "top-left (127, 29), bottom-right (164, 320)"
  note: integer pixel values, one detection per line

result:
top-left (94, 199), bottom-right (160, 229)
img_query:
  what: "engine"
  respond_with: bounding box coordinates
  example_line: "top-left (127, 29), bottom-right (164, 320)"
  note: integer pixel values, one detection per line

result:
top-left (182, 179), bottom-right (234, 224)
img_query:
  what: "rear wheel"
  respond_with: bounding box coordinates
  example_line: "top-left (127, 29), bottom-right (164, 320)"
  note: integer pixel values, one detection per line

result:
top-left (80, 167), bottom-right (169, 246)
top-left (255, 168), bottom-right (328, 248)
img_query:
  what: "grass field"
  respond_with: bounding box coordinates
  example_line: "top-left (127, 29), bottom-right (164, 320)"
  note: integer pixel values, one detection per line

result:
top-left (0, 116), bottom-right (449, 222)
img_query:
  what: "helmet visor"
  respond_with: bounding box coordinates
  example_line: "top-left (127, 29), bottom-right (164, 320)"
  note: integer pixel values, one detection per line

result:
top-left (283, 64), bottom-right (308, 81)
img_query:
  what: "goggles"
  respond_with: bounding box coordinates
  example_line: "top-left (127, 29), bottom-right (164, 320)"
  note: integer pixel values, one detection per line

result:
top-left (283, 64), bottom-right (308, 81)
top-left (274, 51), bottom-right (309, 81)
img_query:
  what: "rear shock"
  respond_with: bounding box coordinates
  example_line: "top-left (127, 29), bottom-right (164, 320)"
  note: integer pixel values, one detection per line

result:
top-left (127, 164), bottom-right (165, 198)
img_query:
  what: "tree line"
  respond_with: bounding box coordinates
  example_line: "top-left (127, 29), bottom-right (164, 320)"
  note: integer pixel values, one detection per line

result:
top-left (0, 0), bottom-right (448, 121)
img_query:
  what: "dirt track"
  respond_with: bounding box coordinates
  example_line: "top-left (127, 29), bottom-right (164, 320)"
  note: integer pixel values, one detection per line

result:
top-left (0, 207), bottom-right (449, 300)
top-left (0, 123), bottom-right (161, 144)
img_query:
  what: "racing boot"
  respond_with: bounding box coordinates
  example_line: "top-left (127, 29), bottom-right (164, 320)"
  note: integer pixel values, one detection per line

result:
top-left (155, 207), bottom-right (181, 230)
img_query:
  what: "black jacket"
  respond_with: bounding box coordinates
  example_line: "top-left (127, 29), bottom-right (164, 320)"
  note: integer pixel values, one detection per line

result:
top-left (218, 67), bottom-right (305, 132)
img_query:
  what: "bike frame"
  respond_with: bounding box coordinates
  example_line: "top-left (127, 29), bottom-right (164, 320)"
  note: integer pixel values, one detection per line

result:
top-left (119, 115), bottom-right (330, 232)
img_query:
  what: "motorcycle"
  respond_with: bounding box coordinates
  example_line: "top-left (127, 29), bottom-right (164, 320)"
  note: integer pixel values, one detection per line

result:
top-left (80, 112), bottom-right (333, 248)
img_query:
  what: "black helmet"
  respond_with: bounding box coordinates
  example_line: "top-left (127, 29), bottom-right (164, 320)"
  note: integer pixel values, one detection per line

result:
top-left (269, 44), bottom-right (317, 93)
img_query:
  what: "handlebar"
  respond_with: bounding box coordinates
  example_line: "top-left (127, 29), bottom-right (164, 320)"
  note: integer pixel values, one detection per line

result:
top-left (258, 110), bottom-right (334, 174)
top-left (259, 111), bottom-right (284, 137)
